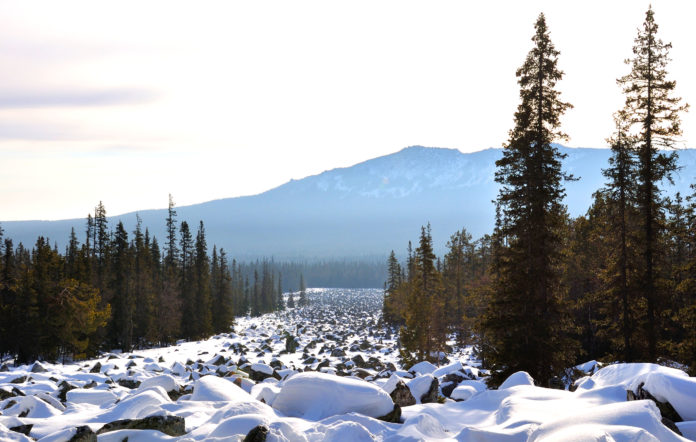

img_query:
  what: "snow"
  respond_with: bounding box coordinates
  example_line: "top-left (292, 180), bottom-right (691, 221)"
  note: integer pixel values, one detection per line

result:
top-left (450, 380), bottom-right (487, 402)
top-left (641, 370), bottom-right (696, 420)
top-left (409, 360), bottom-right (437, 375)
top-left (432, 361), bottom-right (464, 377)
top-left (139, 374), bottom-right (180, 393)
top-left (250, 363), bottom-right (274, 375)
top-left (528, 400), bottom-right (683, 441)
top-left (0, 288), bottom-right (693, 441)
top-left (191, 375), bottom-right (251, 402)
top-left (406, 374), bottom-right (435, 404)
top-left (271, 371), bottom-right (394, 420)
top-left (499, 371), bottom-right (535, 389)
top-left (65, 388), bottom-right (118, 405)
top-left (0, 424), bottom-right (32, 442)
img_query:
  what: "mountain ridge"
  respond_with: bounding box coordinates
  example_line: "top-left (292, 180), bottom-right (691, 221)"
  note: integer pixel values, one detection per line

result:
top-left (3, 145), bottom-right (696, 259)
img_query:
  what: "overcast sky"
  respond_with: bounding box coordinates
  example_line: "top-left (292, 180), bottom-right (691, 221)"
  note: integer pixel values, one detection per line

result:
top-left (1, 0), bottom-right (694, 221)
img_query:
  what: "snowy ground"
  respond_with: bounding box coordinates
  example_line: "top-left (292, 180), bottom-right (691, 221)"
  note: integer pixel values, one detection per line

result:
top-left (1, 288), bottom-right (696, 441)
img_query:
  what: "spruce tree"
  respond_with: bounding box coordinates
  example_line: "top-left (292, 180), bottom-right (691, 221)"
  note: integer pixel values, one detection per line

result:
top-left (0, 239), bottom-right (15, 359)
top-left (251, 269), bottom-right (261, 316)
top-left (161, 195), bottom-right (182, 342)
top-left (179, 221), bottom-right (194, 337)
top-left (383, 250), bottom-right (403, 324)
top-left (212, 248), bottom-right (234, 332)
top-left (287, 288), bottom-right (295, 308)
top-left (618, 6), bottom-right (688, 359)
top-left (484, 13), bottom-right (575, 385)
top-left (165, 194), bottom-right (179, 267)
top-left (401, 224), bottom-right (444, 363)
top-left (298, 273), bottom-right (307, 307)
top-left (94, 201), bottom-right (109, 283)
top-left (443, 229), bottom-right (473, 343)
top-left (133, 216), bottom-right (156, 345)
top-left (598, 111), bottom-right (640, 361)
top-left (193, 221), bottom-right (212, 338)
top-left (110, 221), bottom-right (134, 350)
top-left (276, 272), bottom-right (285, 310)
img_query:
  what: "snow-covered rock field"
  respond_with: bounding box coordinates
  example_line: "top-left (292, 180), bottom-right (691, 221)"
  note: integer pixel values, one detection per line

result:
top-left (1, 288), bottom-right (696, 441)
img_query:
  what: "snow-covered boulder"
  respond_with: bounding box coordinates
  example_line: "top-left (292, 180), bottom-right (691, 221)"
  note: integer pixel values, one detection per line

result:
top-left (409, 361), bottom-right (437, 375)
top-left (379, 373), bottom-right (416, 406)
top-left (528, 400), bottom-right (684, 441)
top-left (432, 361), bottom-right (464, 378)
top-left (406, 374), bottom-right (438, 404)
top-left (66, 388), bottom-right (118, 406)
top-left (0, 423), bottom-right (32, 441)
top-left (138, 374), bottom-right (180, 396)
top-left (451, 380), bottom-right (487, 401)
top-left (250, 382), bottom-right (281, 406)
top-left (271, 372), bottom-right (394, 420)
top-left (637, 370), bottom-right (696, 421)
top-left (1, 395), bottom-right (62, 418)
top-left (97, 387), bottom-right (171, 422)
top-left (577, 362), bottom-right (696, 421)
top-left (191, 375), bottom-right (251, 402)
top-left (499, 371), bottom-right (535, 389)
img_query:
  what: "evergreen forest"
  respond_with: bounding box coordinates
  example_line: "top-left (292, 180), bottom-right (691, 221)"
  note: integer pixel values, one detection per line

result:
top-left (0, 196), bottom-right (296, 363)
top-left (383, 8), bottom-right (695, 385)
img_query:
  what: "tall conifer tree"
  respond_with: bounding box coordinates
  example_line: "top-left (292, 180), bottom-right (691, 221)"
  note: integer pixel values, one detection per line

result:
top-left (193, 221), bottom-right (212, 338)
top-left (484, 13), bottom-right (575, 385)
top-left (598, 111), bottom-right (640, 361)
top-left (617, 6), bottom-right (688, 359)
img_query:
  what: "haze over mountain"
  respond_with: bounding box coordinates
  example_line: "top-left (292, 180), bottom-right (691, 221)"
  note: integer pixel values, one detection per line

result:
top-left (3, 146), bottom-right (696, 259)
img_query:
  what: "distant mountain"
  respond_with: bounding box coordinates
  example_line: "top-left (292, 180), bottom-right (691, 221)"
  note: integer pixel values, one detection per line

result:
top-left (3, 146), bottom-right (696, 258)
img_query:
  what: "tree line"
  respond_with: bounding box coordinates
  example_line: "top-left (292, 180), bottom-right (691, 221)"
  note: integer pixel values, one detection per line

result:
top-left (236, 259), bottom-right (386, 290)
top-left (0, 195), bottom-right (293, 363)
top-left (384, 8), bottom-right (692, 385)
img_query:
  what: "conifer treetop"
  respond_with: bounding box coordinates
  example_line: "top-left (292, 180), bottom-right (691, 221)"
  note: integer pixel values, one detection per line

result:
top-left (618, 6), bottom-right (689, 148)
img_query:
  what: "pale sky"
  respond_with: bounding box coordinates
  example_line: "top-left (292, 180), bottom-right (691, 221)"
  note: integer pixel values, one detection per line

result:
top-left (1, 0), bottom-right (694, 221)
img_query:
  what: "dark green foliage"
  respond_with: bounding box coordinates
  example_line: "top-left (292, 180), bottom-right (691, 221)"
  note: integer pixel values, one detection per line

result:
top-left (179, 221), bottom-right (194, 337)
top-left (109, 222), bottom-right (135, 350)
top-left (298, 274), bottom-right (308, 307)
top-left (400, 224), bottom-right (446, 363)
top-left (0, 197), bottom-right (249, 361)
top-left (617, 6), bottom-right (688, 360)
top-left (192, 221), bottom-right (212, 339)
top-left (211, 248), bottom-right (234, 333)
top-left (382, 251), bottom-right (403, 325)
top-left (483, 14), bottom-right (577, 385)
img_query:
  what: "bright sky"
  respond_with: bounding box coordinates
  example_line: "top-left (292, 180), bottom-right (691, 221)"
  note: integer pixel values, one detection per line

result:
top-left (1, 0), bottom-right (694, 221)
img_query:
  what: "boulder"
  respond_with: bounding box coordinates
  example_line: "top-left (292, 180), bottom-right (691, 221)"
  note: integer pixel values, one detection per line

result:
top-left (271, 371), bottom-right (394, 420)
top-left (210, 355), bottom-right (227, 366)
top-left (9, 424), bottom-right (32, 436)
top-left (377, 404), bottom-right (402, 423)
top-left (58, 381), bottom-right (77, 402)
top-left (30, 362), bottom-right (47, 373)
top-left (440, 381), bottom-right (458, 398)
top-left (421, 378), bottom-right (439, 404)
top-left (69, 425), bottom-right (97, 442)
top-left (499, 371), bottom-right (535, 389)
top-left (627, 382), bottom-right (682, 423)
top-left (330, 348), bottom-right (346, 357)
top-left (0, 387), bottom-right (23, 401)
top-left (351, 355), bottom-right (366, 368)
top-left (96, 415), bottom-right (186, 437)
top-left (390, 381), bottom-right (416, 407)
top-left (117, 379), bottom-right (141, 389)
top-left (249, 363), bottom-right (275, 382)
top-left (243, 424), bottom-right (269, 442)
